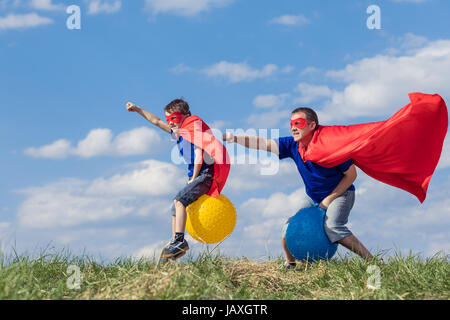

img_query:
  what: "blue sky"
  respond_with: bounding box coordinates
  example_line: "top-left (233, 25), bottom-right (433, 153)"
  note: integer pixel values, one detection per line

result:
top-left (1, 0), bottom-right (449, 261)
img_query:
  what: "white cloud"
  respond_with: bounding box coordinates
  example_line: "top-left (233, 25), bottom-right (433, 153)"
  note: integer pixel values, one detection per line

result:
top-left (240, 188), bottom-right (306, 220)
top-left (293, 82), bottom-right (333, 104)
top-left (209, 120), bottom-right (227, 130)
top-left (269, 14), bottom-right (309, 26)
top-left (171, 61), bottom-right (286, 83)
top-left (383, 33), bottom-right (430, 57)
top-left (17, 178), bottom-right (132, 228)
top-left (383, 185), bottom-right (450, 229)
top-left (315, 39), bottom-right (450, 122)
top-left (85, 160), bottom-right (183, 197)
top-left (75, 128), bottom-right (114, 158)
top-left (24, 139), bottom-right (72, 159)
top-left (0, 222), bottom-right (11, 239)
top-left (426, 239), bottom-right (449, 257)
top-left (281, 65), bottom-right (295, 74)
top-left (86, 0), bottom-right (121, 15)
top-left (169, 63), bottom-right (194, 74)
top-left (398, 33), bottom-right (429, 50)
top-left (0, 0), bottom-right (21, 10)
top-left (300, 66), bottom-right (321, 76)
top-left (24, 127), bottom-right (163, 159)
top-left (133, 240), bottom-right (168, 259)
top-left (30, 0), bottom-right (63, 11)
top-left (237, 188), bottom-right (306, 241)
top-left (436, 132), bottom-right (450, 170)
top-left (56, 227), bottom-right (129, 246)
top-left (252, 94), bottom-right (289, 109)
top-left (114, 127), bottom-right (163, 156)
top-left (392, 0), bottom-right (427, 3)
top-left (246, 109), bottom-right (288, 128)
top-left (0, 13), bottom-right (53, 29)
top-left (145, 0), bottom-right (233, 17)
top-left (16, 159), bottom-right (185, 229)
top-left (202, 61), bottom-right (278, 83)
top-left (385, 204), bottom-right (450, 232)
top-left (342, 169), bottom-right (450, 254)
top-left (223, 155), bottom-right (299, 195)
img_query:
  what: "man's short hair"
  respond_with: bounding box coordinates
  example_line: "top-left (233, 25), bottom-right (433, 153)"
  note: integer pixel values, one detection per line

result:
top-left (164, 98), bottom-right (191, 116)
top-left (291, 107), bottom-right (319, 130)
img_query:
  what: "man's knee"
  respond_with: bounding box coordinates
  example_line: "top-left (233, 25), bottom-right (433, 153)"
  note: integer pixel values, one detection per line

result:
top-left (324, 219), bottom-right (345, 233)
top-left (324, 221), bottom-right (351, 243)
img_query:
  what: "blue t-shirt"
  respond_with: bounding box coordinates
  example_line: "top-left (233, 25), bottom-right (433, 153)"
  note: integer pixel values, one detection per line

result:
top-left (277, 136), bottom-right (355, 203)
top-left (172, 130), bottom-right (214, 178)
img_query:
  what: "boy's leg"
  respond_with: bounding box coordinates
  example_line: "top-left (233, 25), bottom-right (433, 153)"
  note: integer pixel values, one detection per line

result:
top-left (171, 215), bottom-right (176, 239)
top-left (162, 168), bottom-right (214, 261)
top-left (174, 199), bottom-right (187, 234)
top-left (161, 200), bottom-right (190, 260)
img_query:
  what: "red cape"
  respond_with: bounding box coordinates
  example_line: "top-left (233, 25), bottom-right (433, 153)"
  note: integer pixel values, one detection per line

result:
top-left (178, 115), bottom-right (230, 197)
top-left (300, 93), bottom-right (448, 203)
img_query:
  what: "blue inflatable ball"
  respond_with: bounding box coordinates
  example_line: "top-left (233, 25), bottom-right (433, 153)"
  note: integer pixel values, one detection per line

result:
top-left (285, 206), bottom-right (338, 262)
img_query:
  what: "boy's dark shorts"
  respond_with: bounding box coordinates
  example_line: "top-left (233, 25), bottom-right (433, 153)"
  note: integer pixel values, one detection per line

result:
top-left (171, 166), bottom-right (214, 216)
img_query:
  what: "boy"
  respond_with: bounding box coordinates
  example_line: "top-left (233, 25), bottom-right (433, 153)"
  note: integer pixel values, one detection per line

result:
top-left (126, 98), bottom-right (229, 262)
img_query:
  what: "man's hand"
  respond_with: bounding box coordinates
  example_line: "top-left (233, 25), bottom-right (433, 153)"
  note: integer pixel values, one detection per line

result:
top-left (126, 102), bottom-right (140, 112)
top-left (318, 201), bottom-right (329, 210)
top-left (319, 196), bottom-right (334, 210)
top-left (318, 164), bottom-right (357, 211)
top-left (222, 132), bottom-right (235, 143)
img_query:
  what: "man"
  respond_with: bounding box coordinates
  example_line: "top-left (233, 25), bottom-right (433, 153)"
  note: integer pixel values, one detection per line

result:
top-left (224, 107), bottom-right (373, 268)
top-left (224, 93), bottom-right (448, 268)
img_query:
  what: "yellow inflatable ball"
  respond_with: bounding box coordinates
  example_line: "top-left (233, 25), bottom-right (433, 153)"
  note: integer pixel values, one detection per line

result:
top-left (186, 194), bottom-right (236, 244)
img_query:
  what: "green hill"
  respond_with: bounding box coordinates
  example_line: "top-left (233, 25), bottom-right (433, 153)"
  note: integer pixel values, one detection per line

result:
top-left (0, 250), bottom-right (448, 300)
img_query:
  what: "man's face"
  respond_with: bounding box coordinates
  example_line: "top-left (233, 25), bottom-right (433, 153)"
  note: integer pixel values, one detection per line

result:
top-left (165, 111), bottom-right (185, 130)
top-left (290, 112), bottom-right (316, 142)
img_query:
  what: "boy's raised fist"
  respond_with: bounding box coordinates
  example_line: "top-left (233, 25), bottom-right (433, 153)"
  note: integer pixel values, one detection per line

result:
top-left (126, 102), bottom-right (139, 112)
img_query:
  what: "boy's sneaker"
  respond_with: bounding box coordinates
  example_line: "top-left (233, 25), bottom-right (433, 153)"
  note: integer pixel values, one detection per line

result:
top-left (161, 239), bottom-right (189, 261)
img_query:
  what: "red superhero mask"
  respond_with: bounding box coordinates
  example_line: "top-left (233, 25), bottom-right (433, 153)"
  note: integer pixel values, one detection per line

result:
top-left (165, 112), bottom-right (184, 124)
top-left (290, 117), bottom-right (307, 130)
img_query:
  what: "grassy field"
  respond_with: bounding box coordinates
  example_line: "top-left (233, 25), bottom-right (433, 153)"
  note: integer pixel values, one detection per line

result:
top-left (0, 249), bottom-right (448, 300)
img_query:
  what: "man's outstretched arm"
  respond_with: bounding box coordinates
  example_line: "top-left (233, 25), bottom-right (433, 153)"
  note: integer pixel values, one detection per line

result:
top-left (126, 102), bottom-right (171, 134)
top-left (222, 132), bottom-right (279, 156)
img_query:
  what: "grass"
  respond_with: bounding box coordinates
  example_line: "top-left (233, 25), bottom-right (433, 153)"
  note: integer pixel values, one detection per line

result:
top-left (0, 248), bottom-right (448, 300)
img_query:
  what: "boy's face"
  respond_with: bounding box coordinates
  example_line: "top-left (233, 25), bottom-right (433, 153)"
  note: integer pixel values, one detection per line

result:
top-left (290, 112), bottom-right (316, 142)
top-left (165, 111), bottom-right (186, 130)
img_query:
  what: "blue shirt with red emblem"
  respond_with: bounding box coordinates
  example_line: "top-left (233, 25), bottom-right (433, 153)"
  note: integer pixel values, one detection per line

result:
top-left (277, 136), bottom-right (355, 203)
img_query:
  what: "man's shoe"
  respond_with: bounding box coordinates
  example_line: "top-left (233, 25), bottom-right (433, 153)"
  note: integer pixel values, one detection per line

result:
top-left (283, 261), bottom-right (297, 270)
top-left (161, 239), bottom-right (189, 260)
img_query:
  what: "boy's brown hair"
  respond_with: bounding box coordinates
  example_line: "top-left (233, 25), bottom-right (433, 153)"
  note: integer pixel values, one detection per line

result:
top-left (164, 98), bottom-right (191, 116)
